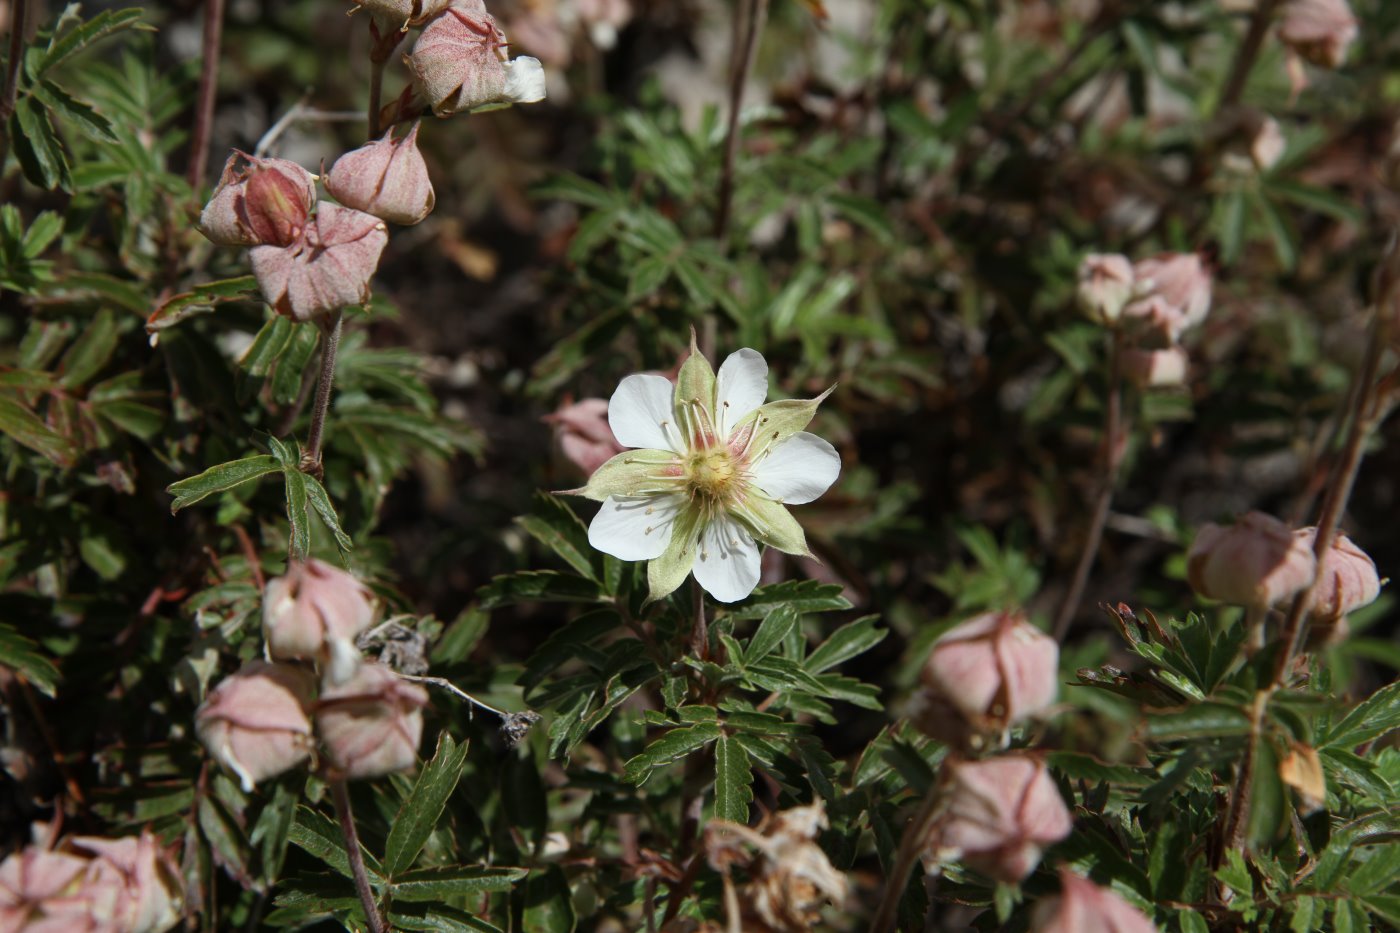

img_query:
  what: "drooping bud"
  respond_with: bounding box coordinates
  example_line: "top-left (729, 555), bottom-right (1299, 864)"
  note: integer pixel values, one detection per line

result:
top-left (1293, 527), bottom-right (1380, 621)
top-left (1124, 252), bottom-right (1212, 339)
top-left (1124, 346), bottom-right (1188, 388)
top-left (65, 831), bottom-right (183, 933)
top-left (263, 559), bottom-right (377, 684)
top-left (199, 151), bottom-right (316, 248)
top-left (0, 846), bottom-right (91, 932)
top-left (405, 5), bottom-right (546, 115)
top-left (316, 663), bottom-right (429, 780)
top-left (249, 204), bottom-right (389, 323)
top-left (326, 123), bottom-right (436, 226)
top-left (544, 397), bottom-right (625, 477)
top-left (1186, 512), bottom-right (1317, 609)
top-left (195, 661), bottom-right (316, 792)
top-left (1030, 869), bottom-right (1157, 933)
top-left (1077, 253), bottom-right (1135, 325)
top-left (913, 610), bottom-right (1058, 749)
top-left (923, 755), bottom-right (1072, 883)
top-left (1278, 0), bottom-right (1357, 69)
top-left (349, 0), bottom-right (451, 28)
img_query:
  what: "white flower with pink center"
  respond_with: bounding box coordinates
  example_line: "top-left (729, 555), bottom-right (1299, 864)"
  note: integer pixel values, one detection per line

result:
top-left (569, 342), bottom-right (840, 603)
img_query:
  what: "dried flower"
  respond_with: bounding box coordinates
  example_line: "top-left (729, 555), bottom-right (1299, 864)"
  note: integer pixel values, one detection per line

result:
top-left (199, 151), bottom-right (316, 248)
top-left (914, 610), bottom-right (1058, 748)
top-left (406, 4), bottom-right (547, 116)
top-left (316, 662), bottom-right (429, 780)
top-left (1279, 742), bottom-right (1327, 814)
top-left (263, 558), bottom-right (378, 684)
top-left (326, 123), bottom-right (436, 226)
top-left (65, 831), bottom-right (183, 933)
top-left (568, 339), bottom-right (840, 603)
top-left (1278, 0), bottom-right (1357, 69)
top-left (924, 755), bottom-right (1073, 882)
top-left (195, 661), bottom-right (316, 792)
top-left (249, 203), bottom-right (388, 323)
top-left (1187, 512), bottom-right (1317, 609)
top-left (1077, 253), bottom-right (1135, 325)
top-left (1124, 252), bottom-right (1212, 340)
top-left (1030, 869), bottom-right (1157, 933)
top-left (1124, 346), bottom-right (1188, 388)
top-left (545, 397), bottom-right (625, 477)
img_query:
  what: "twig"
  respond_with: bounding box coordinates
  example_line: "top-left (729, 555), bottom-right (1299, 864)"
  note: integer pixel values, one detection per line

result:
top-left (232, 524), bottom-right (265, 592)
top-left (254, 100), bottom-right (362, 158)
top-left (187, 0), bottom-right (227, 190)
top-left (712, 0), bottom-right (768, 241)
top-left (1217, 0), bottom-right (1282, 115)
top-left (870, 788), bottom-right (944, 933)
top-left (0, 0), bottom-right (29, 170)
top-left (301, 309), bottom-right (344, 479)
top-left (397, 673), bottom-right (512, 720)
top-left (330, 780), bottom-right (387, 933)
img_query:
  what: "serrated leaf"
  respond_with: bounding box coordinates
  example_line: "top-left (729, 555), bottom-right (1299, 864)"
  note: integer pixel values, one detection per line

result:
top-left (724, 580), bottom-right (851, 620)
top-left (713, 735), bottom-right (752, 824)
top-left (39, 7), bottom-right (147, 74)
top-left (272, 322), bottom-right (318, 405)
top-left (12, 99), bottom-right (72, 191)
top-left (146, 275), bottom-right (260, 334)
top-left (806, 615), bottom-right (885, 673)
top-left (1246, 736), bottom-right (1285, 847)
top-left (250, 775), bottom-right (303, 885)
top-left (283, 469), bottom-right (312, 559)
top-left (522, 865), bottom-right (575, 933)
top-left (0, 394), bottom-right (76, 465)
top-left (745, 605), bottom-right (799, 665)
top-left (520, 609), bottom-right (621, 691)
top-left (0, 623), bottom-right (61, 697)
top-left (390, 865), bottom-right (525, 901)
top-left (389, 903), bottom-right (505, 933)
top-left (1323, 681), bottom-right (1400, 749)
top-left (167, 455), bottom-right (281, 512)
top-left (478, 571), bottom-right (603, 609)
top-left (33, 79), bottom-right (116, 141)
top-left (384, 733), bottom-right (469, 876)
top-left (303, 473), bottom-right (353, 553)
top-left (198, 794), bottom-right (252, 887)
top-left (57, 308), bottom-right (119, 388)
top-left (288, 806), bottom-right (385, 883)
top-left (516, 494), bottom-right (598, 581)
top-left (622, 722), bottom-right (722, 784)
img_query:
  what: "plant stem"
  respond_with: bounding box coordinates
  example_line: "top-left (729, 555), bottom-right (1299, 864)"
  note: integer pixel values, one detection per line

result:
top-left (713, 0), bottom-right (768, 241)
top-left (690, 579), bottom-right (708, 659)
top-left (0, 0), bottom-right (30, 171)
top-left (368, 57), bottom-right (385, 139)
top-left (1217, 0), bottom-right (1281, 115)
top-left (302, 309), bottom-right (344, 479)
top-left (1053, 328), bottom-right (1125, 641)
top-left (870, 788), bottom-right (943, 933)
top-left (187, 0), bottom-right (227, 191)
top-left (330, 780), bottom-right (387, 933)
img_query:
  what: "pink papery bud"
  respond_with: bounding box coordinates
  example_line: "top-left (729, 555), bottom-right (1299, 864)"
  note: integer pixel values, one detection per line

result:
top-left (1030, 869), bottom-right (1157, 933)
top-left (326, 123), bottom-right (436, 226)
top-left (1124, 346), bottom-right (1188, 388)
top-left (350, 0), bottom-right (451, 28)
top-left (64, 831), bottom-right (183, 933)
top-left (1124, 253), bottom-right (1212, 340)
top-left (544, 397), bottom-right (625, 477)
top-left (263, 559), bottom-right (377, 684)
top-left (0, 846), bottom-right (93, 932)
top-left (1294, 527), bottom-right (1380, 625)
top-left (1187, 511), bottom-right (1317, 609)
top-left (1251, 117), bottom-right (1286, 172)
top-left (199, 151), bottom-right (316, 248)
top-left (1279, 0), bottom-right (1357, 69)
top-left (406, 4), bottom-right (546, 116)
top-left (914, 610), bottom-right (1058, 749)
top-left (1077, 253), bottom-right (1135, 325)
top-left (249, 203), bottom-right (388, 323)
top-left (196, 661), bottom-right (316, 792)
top-left (924, 755), bottom-right (1072, 883)
top-left (316, 662), bottom-right (429, 780)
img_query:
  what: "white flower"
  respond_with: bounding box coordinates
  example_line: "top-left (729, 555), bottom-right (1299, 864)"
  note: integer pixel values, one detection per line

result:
top-left (568, 341), bottom-right (840, 603)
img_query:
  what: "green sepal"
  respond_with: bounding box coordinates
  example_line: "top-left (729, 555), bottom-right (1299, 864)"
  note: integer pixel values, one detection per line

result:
top-left (566, 448), bottom-right (677, 501)
top-left (739, 385), bottom-right (834, 458)
top-left (674, 331), bottom-right (716, 418)
top-left (738, 495), bottom-right (809, 556)
top-left (646, 506), bottom-right (703, 603)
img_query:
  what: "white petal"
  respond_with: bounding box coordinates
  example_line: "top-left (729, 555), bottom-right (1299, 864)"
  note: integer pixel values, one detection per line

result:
top-left (716, 348), bottom-right (768, 438)
top-left (503, 57), bottom-right (547, 104)
top-left (752, 432), bottom-right (840, 504)
top-left (609, 374), bottom-right (681, 452)
top-left (693, 515), bottom-right (760, 603)
top-left (588, 494), bottom-right (683, 561)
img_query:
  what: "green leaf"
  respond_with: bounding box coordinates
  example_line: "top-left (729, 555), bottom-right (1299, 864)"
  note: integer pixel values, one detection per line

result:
top-left (21, 211), bottom-right (63, 258)
top-left (516, 494), bottom-right (598, 581)
top-left (39, 7), bottom-right (147, 75)
top-left (0, 394), bottom-right (76, 465)
top-left (1145, 702), bottom-right (1252, 740)
top-left (1323, 681), bottom-right (1400, 749)
top-left (0, 623), bottom-right (61, 697)
top-left (1246, 737), bottom-right (1285, 847)
top-left (32, 80), bottom-right (116, 141)
top-left (806, 616), bottom-right (885, 673)
top-left (303, 474), bottom-right (354, 553)
top-left (479, 571), bottom-right (603, 609)
top-left (389, 904), bottom-right (505, 933)
top-left (713, 735), bottom-right (752, 824)
top-left (622, 722), bottom-right (722, 785)
top-left (745, 606), bottom-right (799, 665)
top-left (390, 865), bottom-right (526, 901)
top-left (522, 865), bottom-right (576, 933)
top-left (199, 794), bottom-right (252, 886)
top-left (288, 806), bottom-right (385, 883)
top-left (1265, 179), bottom-right (1365, 223)
top-left (283, 469), bottom-right (312, 559)
top-left (520, 609), bottom-right (620, 691)
top-left (384, 733), bottom-right (469, 876)
top-left (1321, 747), bottom-right (1393, 803)
top-left (57, 308), bottom-right (119, 388)
top-left (272, 322), bottom-right (318, 405)
top-left (147, 276), bottom-right (260, 334)
top-left (250, 775), bottom-right (303, 884)
top-left (11, 99), bottom-right (72, 191)
top-left (1213, 189), bottom-right (1247, 265)
top-left (167, 455), bottom-right (281, 512)
top-left (724, 580), bottom-right (852, 620)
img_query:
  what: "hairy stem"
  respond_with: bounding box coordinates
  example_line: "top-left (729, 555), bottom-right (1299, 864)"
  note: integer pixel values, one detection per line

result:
top-left (1217, 0), bottom-right (1282, 114)
top-left (870, 788), bottom-right (943, 933)
top-left (1053, 328), bottom-right (1125, 641)
top-left (187, 0), bottom-right (227, 190)
top-left (713, 0), bottom-right (768, 241)
top-left (302, 309), bottom-right (344, 479)
top-left (0, 0), bottom-right (30, 170)
top-left (331, 780), bottom-right (386, 933)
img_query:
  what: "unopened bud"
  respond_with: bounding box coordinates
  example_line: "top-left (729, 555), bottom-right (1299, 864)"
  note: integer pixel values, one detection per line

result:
top-left (1187, 511), bottom-right (1317, 609)
top-left (263, 559), bottom-right (378, 684)
top-left (195, 662), bottom-right (316, 792)
top-left (544, 398), bottom-right (625, 477)
top-left (1077, 253), bottom-right (1135, 325)
top-left (250, 204), bottom-right (389, 323)
top-left (1293, 527), bottom-right (1380, 645)
top-left (316, 663), bottom-right (429, 780)
top-left (406, 5), bottom-right (547, 115)
top-left (0, 846), bottom-right (91, 930)
top-left (1279, 0), bottom-right (1357, 69)
top-left (326, 123), bottom-right (436, 226)
top-left (1124, 252), bottom-right (1212, 338)
top-left (350, 0), bottom-right (451, 28)
top-left (65, 831), bottom-right (183, 933)
top-left (1030, 869), bottom-right (1157, 933)
top-left (1124, 346), bottom-right (1188, 388)
top-left (199, 151), bottom-right (316, 248)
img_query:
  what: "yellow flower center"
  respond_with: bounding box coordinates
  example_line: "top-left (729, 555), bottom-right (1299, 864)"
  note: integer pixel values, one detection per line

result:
top-left (686, 447), bottom-right (739, 502)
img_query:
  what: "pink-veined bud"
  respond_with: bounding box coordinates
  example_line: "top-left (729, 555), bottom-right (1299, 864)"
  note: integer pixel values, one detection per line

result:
top-left (64, 831), bottom-right (183, 933)
top-left (0, 846), bottom-right (92, 932)
top-left (1077, 253), bottom-right (1135, 325)
top-left (1124, 346), bottom-right (1188, 388)
top-left (1187, 511), bottom-right (1317, 609)
top-left (249, 204), bottom-right (389, 323)
top-left (326, 123), bottom-right (436, 226)
top-left (405, 4), bottom-right (546, 116)
top-left (544, 397), bottom-right (625, 477)
top-left (1293, 527), bottom-right (1380, 645)
top-left (263, 559), bottom-right (377, 684)
top-left (350, 0), bottom-right (451, 28)
top-left (1124, 252), bottom-right (1212, 339)
top-left (1251, 117), bottom-right (1286, 172)
top-left (1030, 869), bottom-right (1157, 933)
top-left (914, 610), bottom-right (1058, 749)
top-left (199, 151), bottom-right (316, 248)
top-left (1279, 0), bottom-right (1357, 69)
top-left (924, 755), bottom-right (1073, 883)
top-left (316, 663), bottom-right (429, 780)
top-left (195, 661), bottom-right (316, 792)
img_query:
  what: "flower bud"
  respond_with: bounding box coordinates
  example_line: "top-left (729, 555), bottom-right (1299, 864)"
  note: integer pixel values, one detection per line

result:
top-left (1293, 527), bottom-right (1380, 620)
top-left (1077, 253), bottom-right (1135, 325)
top-left (316, 663), bottom-right (429, 780)
top-left (263, 559), bottom-right (377, 684)
top-left (1124, 252), bottom-right (1212, 338)
top-left (914, 610), bottom-right (1058, 749)
top-left (326, 123), bottom-right (436, 226)
top-left (406, 5), bottom-right (547, 115)
top-left (65, 831), bottom-right (182, 933)
top-left (544, 397), bottom-right (625, 477)
top-left (1187, 511), bottom-right (1317, 609)
top-left (0, 846), bottom-right (91, 932)
top-left (199, 151), bottom-right (316, 248)
top-left (350, 0), bottom-right (451, 28)
top-left (924, 755), bottom-right (1072, 883)
top-left (1251, 117), bottom-right (1285, 172)
top-left (195, 662), bottom-right (316, 792)
top-left (1279, 0), bottom-right (1357, 69)
top-left (1124, 346), bottom-right (1188, 388)
top-left (1030, 869), bottom-right (1156, 933)
top-left (249, 204), bottom-right (388, 322)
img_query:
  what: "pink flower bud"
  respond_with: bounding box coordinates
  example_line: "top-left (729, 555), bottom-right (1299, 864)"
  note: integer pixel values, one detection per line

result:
top-left (406, 5), bottom-right (546, 115)
top-left (544, 397), bottom-right (625, 477)
top-left (1124, 346), bottom-right (1188, 388)
top-left (1030, 869), bottom-right (1157, 933)
top-left (1124, 253), bottom-right (1212, 339)
top-left (263, 559), bottom-right (377, 683)
top-left (195, 661), bottom-right (316, 792)
top-left (64, 831), bottom-right (182, 933)
top-left (915, 610), bottom-right (1058, 748)
top-left (326, 123), bottom-right (436, 226)
top-left (199, 151), bottom-right (316, 248)
top-left (1279, 0), bottom-right (1357, 69)
top-left (1187, 512), bottom-right (1317, 609)
top-left (0, 847), bottom-right (90, 932)
top-left (1293, 527), bottom-right (1380, 622)
top-left (1251, 117), bottom-right (1286, 172)
top-left (316, 663), bottom-right (429, 780)
top-left (350, 0), bottom-right (451, 28)
top-left (924, 755), bottom-right (1072, 883)
top-left (1077, 253), bottom-right (1135, 325)
top-left (249, 204), bottom-right (389, 323)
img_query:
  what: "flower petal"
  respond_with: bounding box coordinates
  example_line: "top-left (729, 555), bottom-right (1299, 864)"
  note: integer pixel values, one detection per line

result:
top-left (693, 515), bottom-right (760, 603)
top-left (716, 348), bottom-right (768, 438)
top-left (752, 432), bottom-right (840, 504)
top-left (588, 494), bottom-right (683, 561)
top-left (609, 374), bottom-right (681, 452)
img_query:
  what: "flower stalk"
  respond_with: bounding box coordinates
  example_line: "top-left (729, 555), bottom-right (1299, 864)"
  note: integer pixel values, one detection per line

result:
top-left (187, 0), bottom-right (227, 190)
top-left (331, 779), bottom-right (387, 933)
top-left (869, 789), bottom-right (943, 933)
top-left (302, 309), bottom-right (345, 480)
top-left (714, 0), bottom-right (769, 241)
